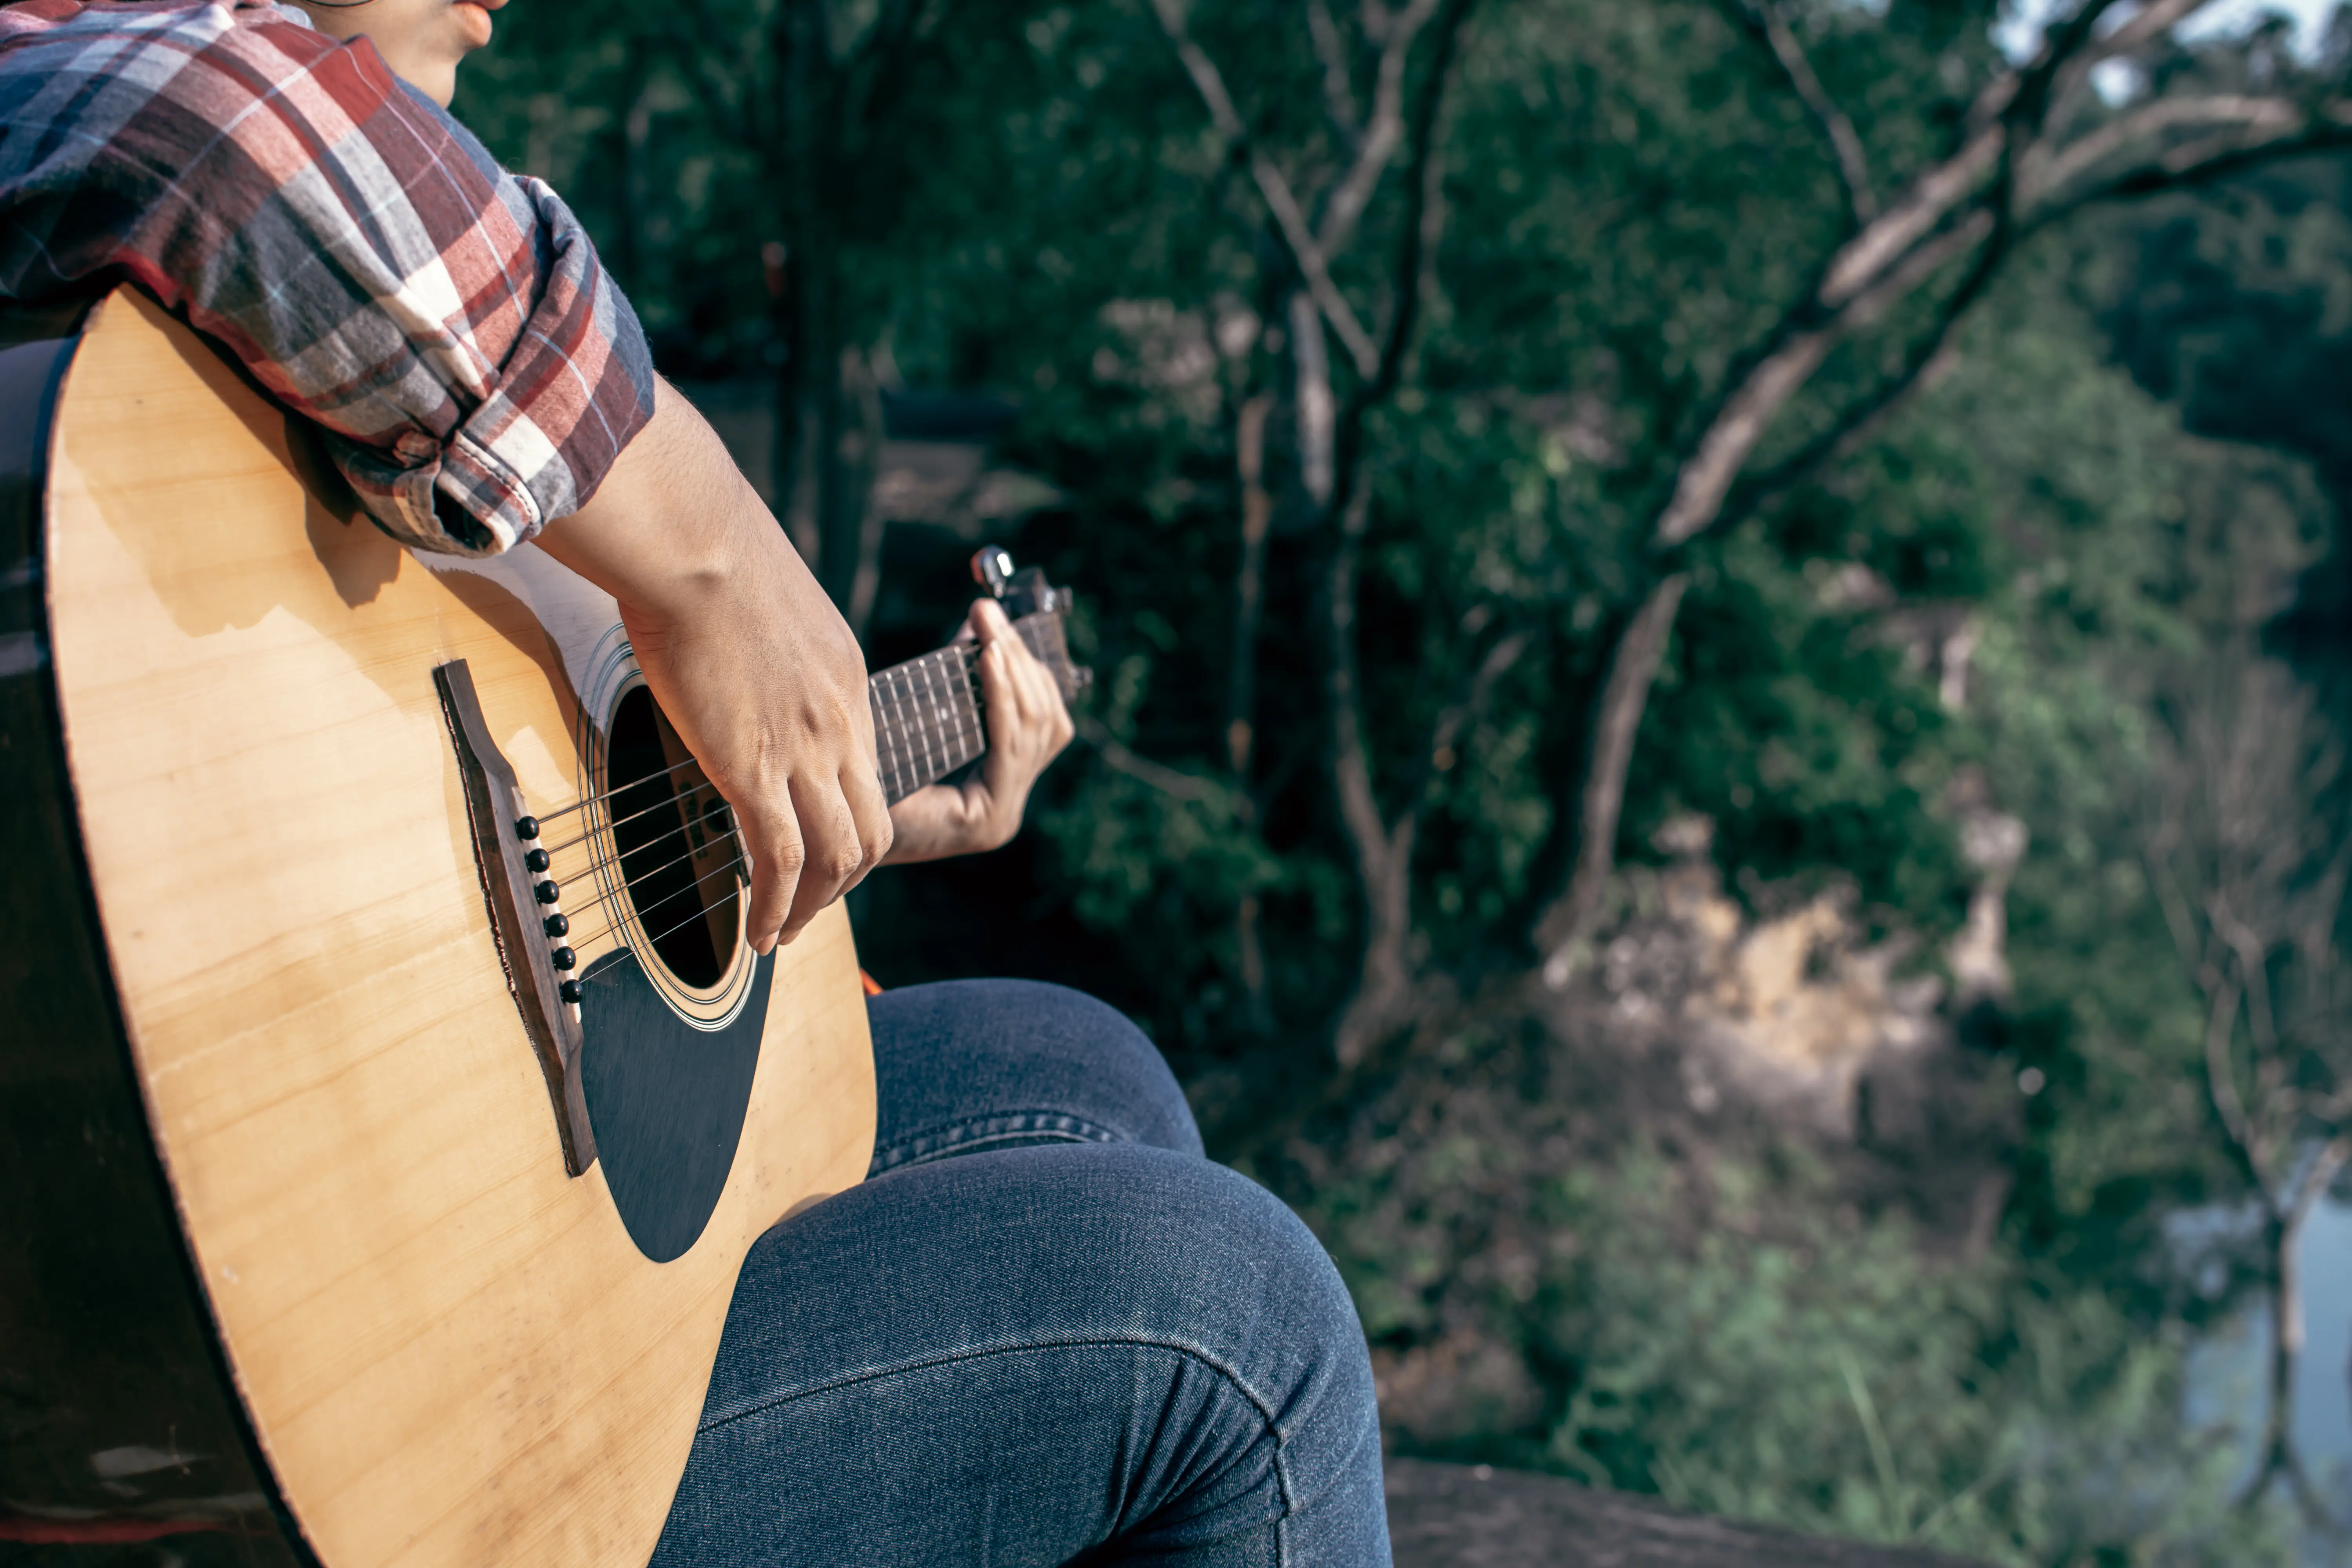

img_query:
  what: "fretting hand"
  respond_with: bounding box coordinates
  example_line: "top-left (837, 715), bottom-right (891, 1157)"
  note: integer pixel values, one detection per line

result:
top-left (881, 599), bottom-right (1076, 864)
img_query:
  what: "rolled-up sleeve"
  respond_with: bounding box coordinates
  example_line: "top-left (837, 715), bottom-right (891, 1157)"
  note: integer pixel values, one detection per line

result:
top-left (0, 0), bottom-right (655, 555)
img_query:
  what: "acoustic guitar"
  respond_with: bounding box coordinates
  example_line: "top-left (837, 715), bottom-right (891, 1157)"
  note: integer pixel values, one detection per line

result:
top-left (0, 288), bottom-right (1084, 1566)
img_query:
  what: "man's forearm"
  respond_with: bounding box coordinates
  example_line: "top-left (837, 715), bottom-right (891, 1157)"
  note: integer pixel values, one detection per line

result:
top-left (534, 379), bottom-right (753, 626)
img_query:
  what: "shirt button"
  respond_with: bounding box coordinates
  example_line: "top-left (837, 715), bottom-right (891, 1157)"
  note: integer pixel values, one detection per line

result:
top-left (394, 432), bottom-right (438, 463)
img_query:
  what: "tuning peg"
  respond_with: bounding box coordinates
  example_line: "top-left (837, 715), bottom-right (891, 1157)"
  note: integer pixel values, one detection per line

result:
top-left (972, 545), bottom-right (1014, 600)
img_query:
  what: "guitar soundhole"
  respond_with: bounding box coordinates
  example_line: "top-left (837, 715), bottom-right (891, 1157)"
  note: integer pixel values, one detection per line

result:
top-left (605, 686), bottom-right (740, 989)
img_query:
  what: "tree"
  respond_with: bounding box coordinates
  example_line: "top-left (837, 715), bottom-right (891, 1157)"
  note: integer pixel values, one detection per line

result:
top-left (1527, 0), bottom-right (2352, 994)
top-left (1150, 0), bottom-right (2352, 1098)
top-left (1150, 0), bottom-right (1488, 1063)
top-left (668, 0), bottom-right (953, 632)
top-left (2145, 641), bottom-right (2352, 1533)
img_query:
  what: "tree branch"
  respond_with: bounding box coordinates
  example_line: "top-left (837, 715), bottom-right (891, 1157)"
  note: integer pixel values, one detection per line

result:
top-left (1353, 0), bottom-right (1476, 413)
top-left (1327, 485), bottom-right (1390, 882)
top-left (2291, 1137), bottom-right (2351, 1230)
top-left (1078, 716), bottom-right (1229, 802)
top-left (1307, 0), bottom-right (1364, 152)
top-left (2009, 0), bottom-right (2131, 129)
top-left (1405, 624), bottom-right (1534, 810)
top-left (2094, 0), bottom-right (2221, 62)
top-left (1818, 123), bottom-right (2004, 308)
top-left (1806, 0), bottom-right (2111, 310)
top-left (1314, 0), bottom-right (1442, 257)
top-left (2026, 94), bottom-right (2308, 205)
top-left (1152, 0), bottom-right (1385, 376)
top-left (1326, 480), bottom-right (1417, 1066)
top-left (1227, 392), bottom-right (1277, 775)
top-left (2204, 965), bottom-right (2265, 1189)
top-left (1655, 208), bottom-right (1993, 548)
top-left (1729, 0), bottom-right (1877, 224)
top-left (2040, 104), bottom-right (2352, 213)
top-left (1734, 211), bottom-right (2007, 523)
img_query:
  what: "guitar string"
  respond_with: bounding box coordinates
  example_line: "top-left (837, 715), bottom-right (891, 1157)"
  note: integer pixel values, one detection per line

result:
top-left (522, 753), bottom-right (703, 828)
top-left (540, 777), bottom-right (720, 856)
top-left (567, 853), bottom-right (748, 955)
top-left (522, 624), bottom-right (1066, 962)
top-left (630, 859), bottom-right (751, 951)
top-left (548, 828), bottom-right (720, 925)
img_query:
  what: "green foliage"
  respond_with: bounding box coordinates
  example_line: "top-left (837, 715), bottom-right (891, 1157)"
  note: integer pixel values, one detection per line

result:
top-left (1323, 1134), bottom-right (2298, 1564)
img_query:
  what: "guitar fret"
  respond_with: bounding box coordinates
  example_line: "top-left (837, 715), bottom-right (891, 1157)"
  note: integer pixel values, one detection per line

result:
top-left (919, 656), bottom-right (944, 778)
top-left (897, 663), bottom-right (926, 793)
top-left (917, 653), bottom-right (961, 780)
top-left (953, 652), bottom-right (980, 767)
top-left (916, 657), bottom-right (943, 783)
top-left (942, 651), bottom-right (978, 769)
top-left (882, 664), bottom-right (916, 804)
top-left (949, 655), bottom-right (976, 762)
top-left (937, 653), bottom-right (968, 767)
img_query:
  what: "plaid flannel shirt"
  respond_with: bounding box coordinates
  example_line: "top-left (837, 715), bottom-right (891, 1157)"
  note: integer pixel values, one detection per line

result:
top-left (0, 0), bottom-right (654, 555)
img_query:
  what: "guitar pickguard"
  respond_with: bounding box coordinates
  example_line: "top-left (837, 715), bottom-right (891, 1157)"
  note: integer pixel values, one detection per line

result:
top-left (576, 947), bottom-right (775, 1263)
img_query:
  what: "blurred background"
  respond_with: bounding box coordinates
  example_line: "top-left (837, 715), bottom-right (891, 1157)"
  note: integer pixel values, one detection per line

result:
top-left (457, 1), bottom-right (2352, 1560)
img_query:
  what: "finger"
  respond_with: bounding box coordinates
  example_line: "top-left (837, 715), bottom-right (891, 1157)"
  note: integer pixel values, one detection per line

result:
top-left (837, 757), bottom-right (893, 895)
top-left (977, 638), bottom-right (1025, 740)
top-left (970, 597), bottom-right (1014, 646)
top-left (779, 772), bottom-right (866, 943)
top-left (1014, 637), bottom-right (1061, 722)
top-left (739, 795), bottom-right (805, 956)
top-left (1000, 638), bottom-right (1063, 753)
top-left (978, 601), bottom-right (1054, 692)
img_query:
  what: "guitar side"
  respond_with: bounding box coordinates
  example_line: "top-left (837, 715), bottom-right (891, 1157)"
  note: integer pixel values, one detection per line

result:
top-left (30, 290), bottom-right (877, 1566)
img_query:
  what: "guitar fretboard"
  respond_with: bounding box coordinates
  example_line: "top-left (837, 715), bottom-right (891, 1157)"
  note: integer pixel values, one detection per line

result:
top-left (870, 646), bottom-right (983, 806)
top-left (867, 615), bottom-right (1070, 805)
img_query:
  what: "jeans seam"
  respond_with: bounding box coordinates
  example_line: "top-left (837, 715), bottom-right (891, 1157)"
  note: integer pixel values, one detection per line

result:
top-left (867, 1109), bottom-right (1125, 1175)
top-left (699, 1332), bottom-right (1303, 1550)
top-left (697, 1333), bottom-right (1287, 1437)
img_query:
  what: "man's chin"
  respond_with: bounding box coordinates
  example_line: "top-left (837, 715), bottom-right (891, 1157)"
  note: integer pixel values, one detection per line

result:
top-left (453, 2), bottom-right (495, 49)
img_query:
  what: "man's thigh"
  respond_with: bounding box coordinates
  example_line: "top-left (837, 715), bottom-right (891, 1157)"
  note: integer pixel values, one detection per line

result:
top-left (653, 1142), bottom-right (1387, 1568)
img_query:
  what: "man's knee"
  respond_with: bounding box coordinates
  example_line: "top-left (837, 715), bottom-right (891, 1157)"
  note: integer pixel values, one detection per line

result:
top-left (867, 979), bottom-right (1203, 1158)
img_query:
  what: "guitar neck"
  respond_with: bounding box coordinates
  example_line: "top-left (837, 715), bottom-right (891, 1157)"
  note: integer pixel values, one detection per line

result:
top-left (867, 615), bottom-right (1065, 805)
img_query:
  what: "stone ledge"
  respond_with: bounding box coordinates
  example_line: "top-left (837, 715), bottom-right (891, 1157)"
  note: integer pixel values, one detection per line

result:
top-left (1386, 1459), bottom-right (1989, 1568)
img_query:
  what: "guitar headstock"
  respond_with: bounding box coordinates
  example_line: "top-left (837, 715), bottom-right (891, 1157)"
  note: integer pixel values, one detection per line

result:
top-left (972, 545), bottom-right (1093, 702)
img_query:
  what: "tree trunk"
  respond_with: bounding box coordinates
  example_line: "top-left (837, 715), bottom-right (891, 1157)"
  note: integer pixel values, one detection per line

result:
top-left (839, 345), bottom-right (887, 639)
top-left (1227, 392), bottom-right (1276, 776)
top-left (1534, 572), bottom-right (1689, 984)
top-left (612, 47), bottom-right (652, 296)
top-left (1328, 485), bottom-right (1416, 1069)
top-left (770, 0), bottom-right (838, 579)
top-left (2239, 1137), bottom-right (2351, 1528)
top-left (1229, 392), bottom-right (1276, 1025)
top-left (773, 221), bottom-right (839, 572)
top-left (2243, 1207), bottom-right (2301, 1509)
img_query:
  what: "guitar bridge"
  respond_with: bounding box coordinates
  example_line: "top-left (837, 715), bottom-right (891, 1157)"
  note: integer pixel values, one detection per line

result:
top-left (434, 659), bottom-right (597, 1176)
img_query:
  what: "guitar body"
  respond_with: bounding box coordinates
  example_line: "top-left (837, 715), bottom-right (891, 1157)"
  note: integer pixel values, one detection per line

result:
top-left (3, 290), bottom-right (877, 1564)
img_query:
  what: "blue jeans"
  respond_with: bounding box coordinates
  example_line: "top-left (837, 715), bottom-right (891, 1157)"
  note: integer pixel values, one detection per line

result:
top-left (649, 980), bottom-right (1391, 1566)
